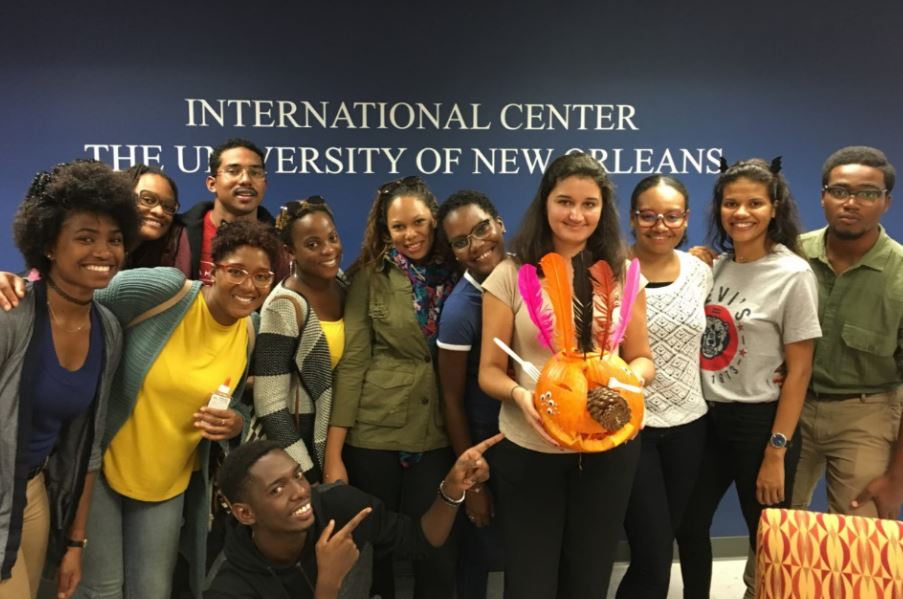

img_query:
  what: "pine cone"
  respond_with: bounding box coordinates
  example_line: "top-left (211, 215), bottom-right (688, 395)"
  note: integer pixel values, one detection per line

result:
top-left (587, 386), bottom-right (631, 432)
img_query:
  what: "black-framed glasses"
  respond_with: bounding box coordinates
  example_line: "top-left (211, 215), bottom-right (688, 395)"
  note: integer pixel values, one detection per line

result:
top-left (822, 186), bottom-right (886, 203)
top-left (137, 191), bottom-right (179, 216)
top-left (633, 210), bottom-right (687, 228)
top-left (449, 219), bottom-right (495, 251)
top-left (217, 165), bottom-right (267, 180)
top-left (378, 176), bottom-right (424, 198)
top-left (215, 263), bottom-right (275, 288)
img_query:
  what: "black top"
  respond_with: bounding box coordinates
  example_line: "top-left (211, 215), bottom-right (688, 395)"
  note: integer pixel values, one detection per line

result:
top-left (205, 482), bottom-right (433, 599)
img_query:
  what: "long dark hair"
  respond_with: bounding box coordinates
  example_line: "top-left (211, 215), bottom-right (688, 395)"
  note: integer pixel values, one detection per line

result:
top-left (510, 152), bottom-right (625, 279)
top-left (350, 176), bottom-right (448, 274)
top-left (124, 164), bottom-right (187, 269)
top-left (708, 158), bottom-right (802, 255)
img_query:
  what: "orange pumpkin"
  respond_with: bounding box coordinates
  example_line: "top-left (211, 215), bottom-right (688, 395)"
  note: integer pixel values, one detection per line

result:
top-left (534, 350), bottom-right (644, 451)
top-left (518, 252), bottom-right (645, 452)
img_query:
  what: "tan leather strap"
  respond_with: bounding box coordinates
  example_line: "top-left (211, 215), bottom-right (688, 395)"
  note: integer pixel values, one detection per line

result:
top-left (126, 280), bottom-right (193, 329)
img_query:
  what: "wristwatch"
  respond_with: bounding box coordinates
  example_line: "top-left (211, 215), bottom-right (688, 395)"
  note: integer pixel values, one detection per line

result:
top-left (769, 432), bottom-right (789, 449)
top-left (66, 538), bottom-right (88, 549)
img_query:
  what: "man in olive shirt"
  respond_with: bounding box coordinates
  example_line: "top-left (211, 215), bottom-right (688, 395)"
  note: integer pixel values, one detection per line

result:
top-left (792, 146), bottom-right (903, 520)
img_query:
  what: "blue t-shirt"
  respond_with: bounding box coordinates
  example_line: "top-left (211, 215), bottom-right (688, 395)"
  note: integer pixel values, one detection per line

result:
top-left (26, 307), bottom-right (104, 469)
top-left (436, 271), bottom-right (500, 437)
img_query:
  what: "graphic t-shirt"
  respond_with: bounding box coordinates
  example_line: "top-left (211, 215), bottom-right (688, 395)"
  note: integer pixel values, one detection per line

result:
top-left (199, 210), bottom-right (218, 285)
top-left (701, 244), bottom-right (822, 404)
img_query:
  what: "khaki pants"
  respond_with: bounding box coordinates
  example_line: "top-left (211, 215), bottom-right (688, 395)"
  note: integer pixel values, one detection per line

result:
top-left (792, 389), bottom-right (903, 518)
top-left (0, 473), bottom-right (50, 599)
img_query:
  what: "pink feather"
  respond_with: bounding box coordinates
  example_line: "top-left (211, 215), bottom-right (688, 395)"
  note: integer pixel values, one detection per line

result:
top-left (609, 258), bottom-right (641, 350)
top-left (517, 264), bottom-right (555, 351)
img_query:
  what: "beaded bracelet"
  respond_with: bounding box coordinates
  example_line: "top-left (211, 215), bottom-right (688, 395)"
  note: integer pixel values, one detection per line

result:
top-left (438, 479), bottom-right (465, 507)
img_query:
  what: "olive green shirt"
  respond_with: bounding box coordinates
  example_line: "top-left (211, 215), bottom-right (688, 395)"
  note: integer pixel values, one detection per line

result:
top-left (331, 262), bottom-right (449, 452)
top-left (801, 226), bottom-right (903, 395)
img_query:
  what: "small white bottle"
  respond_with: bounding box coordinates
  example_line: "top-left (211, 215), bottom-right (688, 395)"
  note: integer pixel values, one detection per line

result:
top-left (207, 377), bottom-right (232, 410)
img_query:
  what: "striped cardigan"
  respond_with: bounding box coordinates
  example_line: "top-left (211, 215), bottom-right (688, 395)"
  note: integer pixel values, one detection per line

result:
top-left (252, 281), bottom-right (336, 482)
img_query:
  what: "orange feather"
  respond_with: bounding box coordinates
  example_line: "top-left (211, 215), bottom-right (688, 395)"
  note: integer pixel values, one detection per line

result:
top-left (588, 260), bottom-right (616, 351)
top-left (539, 253), bottom-right (576, 352)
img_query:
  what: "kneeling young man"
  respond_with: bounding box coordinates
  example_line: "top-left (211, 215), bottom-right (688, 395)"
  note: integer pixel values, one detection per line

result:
top-left (205, 436), bottom-right (502, 599)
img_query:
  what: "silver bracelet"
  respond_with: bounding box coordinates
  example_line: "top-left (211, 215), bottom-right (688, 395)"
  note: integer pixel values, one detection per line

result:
top-left (438, 479), bottom-right (465, 507)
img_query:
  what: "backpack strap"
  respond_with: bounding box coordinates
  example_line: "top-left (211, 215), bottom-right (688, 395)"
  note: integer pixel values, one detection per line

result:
top-left (126, 279), bottom-right (193, 329)
top-left (245, 315), bottom-right (256, 354)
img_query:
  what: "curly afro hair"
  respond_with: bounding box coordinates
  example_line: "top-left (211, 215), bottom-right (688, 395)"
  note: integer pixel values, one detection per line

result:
top-left (211, 219), bottom-right (282, 271)
top-left (13, 160), bottom-right (141, 276)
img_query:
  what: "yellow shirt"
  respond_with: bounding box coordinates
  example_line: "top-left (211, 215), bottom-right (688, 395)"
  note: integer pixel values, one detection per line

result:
top-left (104, 294), bottom-right (248, 501)
top-left (320, 319), bottom-right (345, 369)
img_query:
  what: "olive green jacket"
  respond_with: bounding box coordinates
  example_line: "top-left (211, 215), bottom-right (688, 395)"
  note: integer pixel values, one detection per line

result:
top-left (331, 262), bottom-right (449, 451)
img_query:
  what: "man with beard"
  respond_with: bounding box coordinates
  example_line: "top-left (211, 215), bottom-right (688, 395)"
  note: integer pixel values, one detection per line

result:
top-left (182, 138), bottom-right (288, 284)
top-left (792, 146), bottom-right (903, 520)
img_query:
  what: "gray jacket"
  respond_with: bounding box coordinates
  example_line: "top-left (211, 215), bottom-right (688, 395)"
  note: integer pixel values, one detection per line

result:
top-left (0, 281), bottom-right (121, 579)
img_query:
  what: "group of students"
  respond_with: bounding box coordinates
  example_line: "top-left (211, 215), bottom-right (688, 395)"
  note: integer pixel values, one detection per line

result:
top-left (0, 139), bottom-right (900, 599)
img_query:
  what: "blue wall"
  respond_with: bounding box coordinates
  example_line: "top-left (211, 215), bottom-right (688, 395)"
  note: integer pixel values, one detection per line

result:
top-left (3, 0), bottom-right (895, 533)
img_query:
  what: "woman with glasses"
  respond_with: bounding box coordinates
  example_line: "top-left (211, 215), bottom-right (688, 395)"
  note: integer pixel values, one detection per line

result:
top-left (436, 190), bottom-right (507, 599)
top-left (58, 219), bottom-right (281, 599)
top-left (479, 153), bottom-right (655, 598)
top-left (615, 176), bottom-right (712, 599)
top-left (326, 176), bottom-right (457, 599)
top-left (0, 161), bottom-right (137, 599)
top-left (677, 159), bottom-right (821, 599)
top-left (252, 196), bottom-right (345, 483)
top-left (123, 164), bottom-right (191, 275)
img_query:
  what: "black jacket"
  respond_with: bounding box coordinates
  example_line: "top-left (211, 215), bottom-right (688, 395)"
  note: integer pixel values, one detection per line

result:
top-left (180, 201), bottom-right (284, 280)
top-left (205, 483), bottom-right (433, 599)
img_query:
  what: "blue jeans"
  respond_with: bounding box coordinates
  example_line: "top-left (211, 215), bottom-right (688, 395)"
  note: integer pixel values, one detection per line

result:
top-left (73, 475), bottom-right (185, 599)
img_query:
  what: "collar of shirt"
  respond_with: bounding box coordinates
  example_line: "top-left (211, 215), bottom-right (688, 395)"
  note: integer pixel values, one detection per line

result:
top-left (803, 225), bottom-right (894, 273)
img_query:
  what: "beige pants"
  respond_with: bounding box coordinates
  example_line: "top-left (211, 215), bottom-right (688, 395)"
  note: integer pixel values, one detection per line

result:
top-left (0, 472), bottom-right (50, 599)
top-left (791, 389), bottom-right (903, 518)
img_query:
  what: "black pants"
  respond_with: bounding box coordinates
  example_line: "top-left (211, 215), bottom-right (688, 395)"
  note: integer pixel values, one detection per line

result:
top-left (676, 402), bottom-right (801, 599)
top-left (455, 421), bottom-right (503, 599)
top-left (493, 438), bottom-right (640, 599)
top-left (343, 445), bottom-right (456, 599)
top-left (616, 417), bottom-right (708, 599)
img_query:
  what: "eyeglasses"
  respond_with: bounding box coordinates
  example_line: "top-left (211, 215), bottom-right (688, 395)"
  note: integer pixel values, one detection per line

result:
top-left (633, 210), bottom-right (687, 228)
top-left (449, 219), bottom-right (495, 251)
top-left (215, 263), bottom-right (275, 288)
top-left (378, 176), bottom-right (424, 198)
top-left (217, 165), bottom-right (267, 180)
top-left (137, 191), bottom-right (179, 216)
top-left (822, 186), bottom-right (886, 203)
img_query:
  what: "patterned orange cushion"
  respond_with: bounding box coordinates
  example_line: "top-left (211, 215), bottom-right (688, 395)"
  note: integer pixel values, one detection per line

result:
top-left (756, 508), bottom-right (903, 598)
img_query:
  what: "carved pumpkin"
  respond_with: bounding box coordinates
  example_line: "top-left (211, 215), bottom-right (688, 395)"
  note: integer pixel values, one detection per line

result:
top-left (534, 350), bottom-right (643, 451)
top-left (518, 252), bottom-right (644, 452)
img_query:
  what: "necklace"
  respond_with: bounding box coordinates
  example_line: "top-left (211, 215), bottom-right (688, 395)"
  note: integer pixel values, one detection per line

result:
top-left (48, 301), bottom-right (90, 333)
top-left (46, 276), bottom-right (93, 305)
